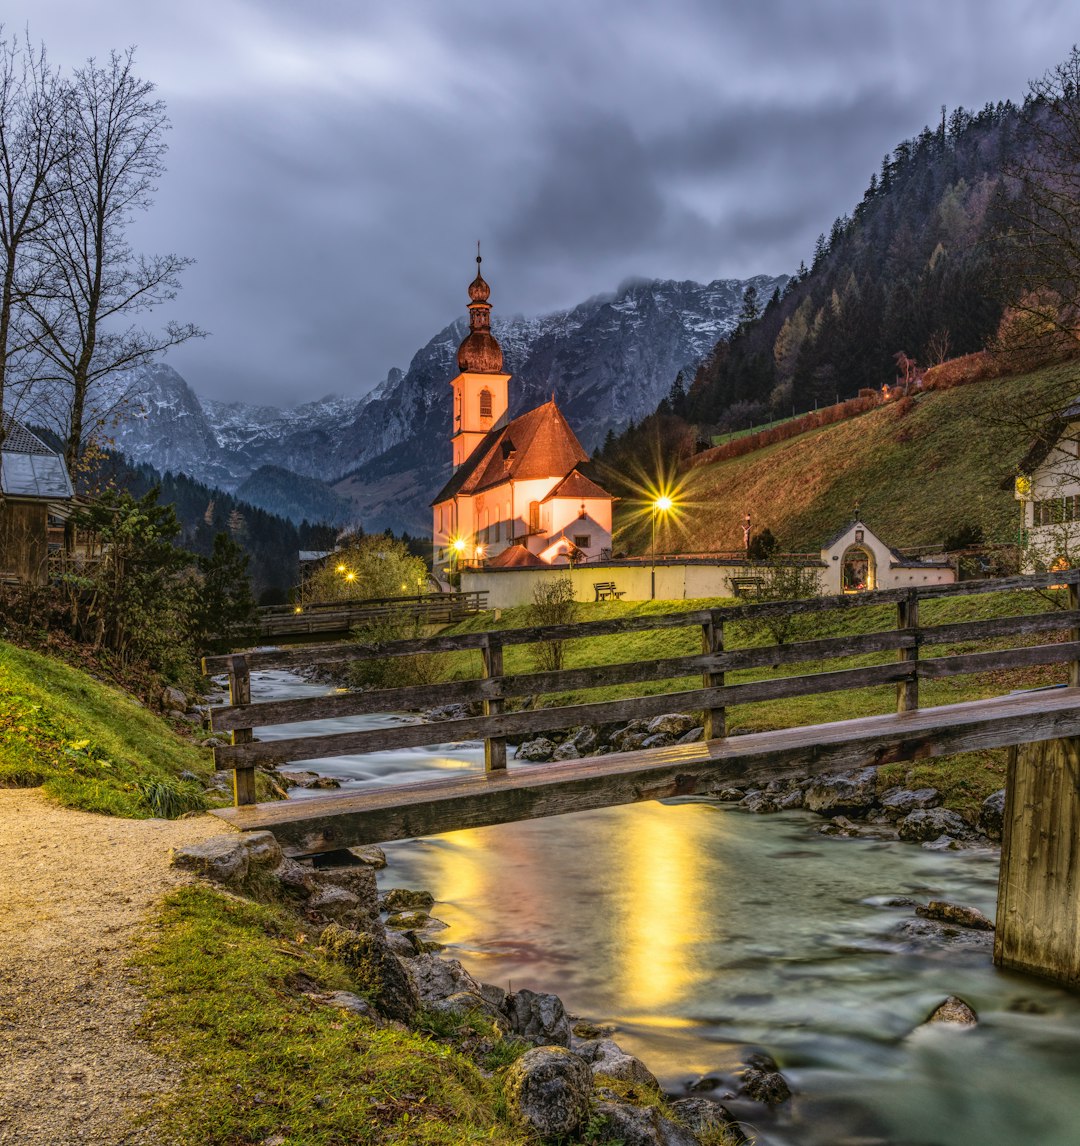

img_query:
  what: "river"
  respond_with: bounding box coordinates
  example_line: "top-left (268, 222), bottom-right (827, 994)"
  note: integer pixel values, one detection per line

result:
top-left (251, 669), bottom-right (1080, 1146)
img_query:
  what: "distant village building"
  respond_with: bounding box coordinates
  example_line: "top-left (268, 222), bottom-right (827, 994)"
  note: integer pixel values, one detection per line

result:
top-left (1015, 397), bottom-right (1080, 570)
top-left (431, 257), bottom-right (614, 572)
top-left (818, 519), bottom-right (953, 595)
top-left (0, 417), bottom-right (75, 585)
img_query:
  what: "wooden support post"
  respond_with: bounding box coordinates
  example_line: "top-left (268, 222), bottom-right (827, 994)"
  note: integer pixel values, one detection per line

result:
top-left (702, 611), bottom-right (725, 739)
top-left (482, 637), bottom-right (507, 771)
top-left (995, 737), bottom-right (1080, 987)
top-left (227, 656), bottom-right (257, 806)
top-left (896, 590), bottom-right (919, 713)
top-left (1069, 581), bottom-right (1079, 688)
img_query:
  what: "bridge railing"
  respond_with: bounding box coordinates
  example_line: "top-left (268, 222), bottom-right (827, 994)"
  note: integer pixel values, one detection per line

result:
top-left (203, 570), bottom-right (1080, 805)
top-left (256, 591), bottom-right (488, 638)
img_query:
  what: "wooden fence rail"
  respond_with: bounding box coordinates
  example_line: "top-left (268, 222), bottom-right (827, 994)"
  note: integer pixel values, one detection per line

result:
top-left (257, 592), bottom-right (488, 638)
top-left (202, 570), bottom-right (1080, 807)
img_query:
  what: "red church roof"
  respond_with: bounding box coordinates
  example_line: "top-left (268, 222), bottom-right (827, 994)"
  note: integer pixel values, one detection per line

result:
top-left (540, 468), bottom-right (611, 503)
top-left (485, 543), bottom-right (545, 568)
top-left (432, 400), bottom-right (595, 505)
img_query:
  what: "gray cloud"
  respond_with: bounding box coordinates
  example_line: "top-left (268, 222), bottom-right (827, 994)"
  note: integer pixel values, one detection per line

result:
top-left (8, 0), bottom-right (1078, 405)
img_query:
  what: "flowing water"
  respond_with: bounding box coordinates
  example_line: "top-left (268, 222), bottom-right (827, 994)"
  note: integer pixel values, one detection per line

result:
top-left (252, 670), bottom-right (1080, 1146)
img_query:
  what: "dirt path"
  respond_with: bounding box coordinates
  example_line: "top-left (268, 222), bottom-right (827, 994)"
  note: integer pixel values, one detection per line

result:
top-left (0, 790), bottom-right (229, 1146)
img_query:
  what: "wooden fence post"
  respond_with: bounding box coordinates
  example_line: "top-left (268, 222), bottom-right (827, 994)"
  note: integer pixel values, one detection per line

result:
top-left (897, 590), bottom-right (919, 713)
top-left (227, 655), bottom-right (257, 805)
top-left (482, 636), bottom-right (507, 771)
top-left (702, 611), bottom-right (725, 739)
top-left (1069, 579), bottom-right (1079, 688)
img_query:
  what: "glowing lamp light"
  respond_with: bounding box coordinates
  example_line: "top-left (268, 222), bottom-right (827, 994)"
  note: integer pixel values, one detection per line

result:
top-left (336, 563), bottom-right (347, 574)
top-left (293, 606), bottom-right (302, 614)
top-left (452, 538), bottom-right (466, 553)
top-left (475, 544), bottom-right (486, 559)
top-left (654, 495), bottom-right (674, 513)
top-left (345, 571), bottom-right (357, 582)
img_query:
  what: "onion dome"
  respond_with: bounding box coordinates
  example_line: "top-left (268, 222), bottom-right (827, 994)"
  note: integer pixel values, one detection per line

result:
top-left (457, 249), bottom-right (503, 373)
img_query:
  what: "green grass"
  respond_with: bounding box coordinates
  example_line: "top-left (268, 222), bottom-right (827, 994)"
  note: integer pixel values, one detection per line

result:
top-left (0, 640), bottom-right (215, 818)
top-left (433, 588), bottom-right (1071, 815)
top-left (711, 412), bottom-right (800, 445)
top-left (137, 886), bottom-right (532, 1146)
top-left (619, 363), bottom-right (1075, 555)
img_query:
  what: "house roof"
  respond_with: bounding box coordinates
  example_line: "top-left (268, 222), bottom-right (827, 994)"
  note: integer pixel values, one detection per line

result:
top-left (485, 543), bottom-right (545, 568)
top-left (540, 468), bottom-right (611, 503)
top-left (432, 400), bottom-right (592, 505)
top-left (1, 416), bottom-right (74, 501)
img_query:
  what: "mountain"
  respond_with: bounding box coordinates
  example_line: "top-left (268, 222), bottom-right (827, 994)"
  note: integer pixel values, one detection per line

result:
top-left (102, 275), bottom-right (785, 534)
top-left (236, 465), bottom-right (356, 527)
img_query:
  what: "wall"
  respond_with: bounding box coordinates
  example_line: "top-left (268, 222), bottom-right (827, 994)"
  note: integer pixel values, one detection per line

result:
top-left (0, 501), bottom-right (48, 584)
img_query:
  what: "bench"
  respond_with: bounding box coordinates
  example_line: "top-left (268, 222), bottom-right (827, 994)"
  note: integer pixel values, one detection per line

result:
top-left (593, 581), bottom-right (625, 601)
top-left (728, 575), bottom-right (765, 598)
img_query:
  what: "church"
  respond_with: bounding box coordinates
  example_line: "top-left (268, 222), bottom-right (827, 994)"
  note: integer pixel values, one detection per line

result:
top-left (431, 257), bottom-right (614, 572)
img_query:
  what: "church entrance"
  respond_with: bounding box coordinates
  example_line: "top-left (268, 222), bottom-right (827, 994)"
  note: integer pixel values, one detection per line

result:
top-left (841, 545), bottom-right (875, 592)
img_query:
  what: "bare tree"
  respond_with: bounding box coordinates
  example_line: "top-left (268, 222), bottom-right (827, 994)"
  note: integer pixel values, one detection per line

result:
top-left (26, 48), bottom-right (201, 473)
top-left (0, 30), bottom-right (66, 450)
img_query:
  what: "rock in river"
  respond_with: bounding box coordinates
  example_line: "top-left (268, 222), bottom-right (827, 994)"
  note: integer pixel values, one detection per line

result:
top-left (504, 1047), bottom-right (592, 1138)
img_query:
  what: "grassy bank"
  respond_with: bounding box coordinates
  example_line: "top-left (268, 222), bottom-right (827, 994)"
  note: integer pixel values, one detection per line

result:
top-left (433, 587), bottom-right (1071, 815)
top-left (0, 640), bottom-right (215, 817)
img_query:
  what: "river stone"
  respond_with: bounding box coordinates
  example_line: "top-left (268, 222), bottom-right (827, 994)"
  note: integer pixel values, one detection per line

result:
top-left (478, 981), bottom-right (509, 1011)
top-left (880, 787), bottom-right (942, 818)
top-left (592, 1100), bottom-right (700, 1146)
top-left (405, 953), bottom-right (481, 1003)
top-left (740, 1066), bottom-right (791, 1104)
top-left (640, 732), bottom-right (674, 750)
top-left (613, 729), bottom-right (649, 752)
top-left (382, 929), bottom-right (418, 957)
top-left (715, 788), bottom-right (745, 802)
top-left (553, 742), bottom-right (581, 760)
top-left (925, 995), bottom-right (978, 1026)
top-left (669, 1098), bottom-right (748, 1143)
top-left (893, 917), bottom-right (994, 951)
top-left (318, 923), bottom-right (419, 1022)
top-left (505, 987), bottom-right (572, 1047)
top-left (916, 900), bottom-right (995, 931)
top-left (308, 885), bottom-right (364, 922)
top-left (162, 684), bottom-right (187, 711)
top-left (322, 990), bottom-right (378, 1019)
top-left (349, 844), bottom-right (388, 868)
top-left (170, 835), bottom-right (248, 884)
top-left (504, 1047), bottom-right (591, 1138)
top-left (589, 1039), bottom-right (660, 1090)
top-left (516, 737), bottom-right (556, 762)
top-left (819, 815), bottom-right (866, 838)
top-left (678, 726), bottom-right (705, 744)
top-left (740, 791), bottom-right (779, 814)
top-left (386, 909), bottom-right (431, 930)
top-left (382, 887), bottom-right (435, 911)
top-left (273, 857), bottom-right (317, 894)
top-left (279, 770), bottom-right (323, 788)
top-left (777, 789), bottom-right (805, 809)
top-left (979, 789), bottom-right (1007, 841)
top-left (317, 865), bottom-right (378, 909)
top-left (898, 808), bottom-right (969, 842)
top-left (647, 713), bottom-right (696, 736)
top-left (569, 726), bottom-right (600, 753)
top-left (804, 768), bottom-right (877, 815)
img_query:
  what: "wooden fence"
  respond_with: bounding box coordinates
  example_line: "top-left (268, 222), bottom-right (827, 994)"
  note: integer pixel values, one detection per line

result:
top-left (257, 591), bottom-right (488, 638)
top-left (202, 570), bottom-right (1080, 807)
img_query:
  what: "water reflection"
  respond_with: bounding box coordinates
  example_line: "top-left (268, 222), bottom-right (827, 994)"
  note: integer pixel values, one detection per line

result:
top-left (250, 670), bottom-right (1080, 1146)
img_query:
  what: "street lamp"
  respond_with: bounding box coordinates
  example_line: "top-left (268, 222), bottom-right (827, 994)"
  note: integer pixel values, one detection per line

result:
top-left (651, 494), bottom-right (673, 599)
top-left (450, 536), bottom-right (466, 586)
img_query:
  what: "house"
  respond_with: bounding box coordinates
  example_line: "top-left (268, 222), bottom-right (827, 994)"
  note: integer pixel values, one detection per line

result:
top-left (819, 519), bottom-right (954, 594)
top-left (1014, 397), bottom-right (1080, 569)
top-left (0, 416), bottom-right (76, 584)
top-left (431, 257), bottom-right (614, 573)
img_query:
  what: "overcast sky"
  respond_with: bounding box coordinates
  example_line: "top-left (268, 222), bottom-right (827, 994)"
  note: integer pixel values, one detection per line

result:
top-left (10, 0), bottom-right (1076, 407)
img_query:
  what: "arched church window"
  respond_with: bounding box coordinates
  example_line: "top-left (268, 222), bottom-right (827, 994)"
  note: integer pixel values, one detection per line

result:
top-left (480, 388), bottom-right (493, 419)
top-left (529, 501), bottom-right (540, 533)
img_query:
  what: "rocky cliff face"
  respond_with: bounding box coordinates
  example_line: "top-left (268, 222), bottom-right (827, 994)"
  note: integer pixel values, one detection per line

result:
top-left (103, 275), bottom-right (785, 531)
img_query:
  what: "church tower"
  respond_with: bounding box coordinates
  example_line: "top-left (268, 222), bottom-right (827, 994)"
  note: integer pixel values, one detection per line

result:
top-left (450, 251), bottom-right (510, 469)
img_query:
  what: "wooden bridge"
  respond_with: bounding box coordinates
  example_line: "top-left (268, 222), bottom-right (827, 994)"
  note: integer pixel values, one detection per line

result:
top-left (204, 570), bottom-right (1080, 988)
top-left (257, 591), bottom-right (487, 638)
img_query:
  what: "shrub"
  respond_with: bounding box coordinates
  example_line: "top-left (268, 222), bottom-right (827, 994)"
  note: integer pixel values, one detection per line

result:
top-left (528, 577), bottom-right (577, 672)
top-left (348, 613), bottom-right (443, 691)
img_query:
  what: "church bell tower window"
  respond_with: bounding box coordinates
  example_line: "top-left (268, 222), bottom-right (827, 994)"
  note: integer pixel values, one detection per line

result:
top-left (480, 388), bottom-right (493, 420)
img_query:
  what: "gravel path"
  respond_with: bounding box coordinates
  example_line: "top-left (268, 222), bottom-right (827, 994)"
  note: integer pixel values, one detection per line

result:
top-left (0, 790), bottom-right (228, 1146)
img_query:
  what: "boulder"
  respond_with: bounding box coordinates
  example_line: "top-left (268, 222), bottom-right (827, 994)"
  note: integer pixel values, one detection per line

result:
top-left (924, 995), bottom-right (978, 1027)
top-left (386, 910), bottom-right (432, 930)
top-left (349, 844), bottom-right (388, 868)
top-left (170, 835), bottom-right (248, 884)
top-left (516, 738), bottom-right (556, 762)
top-left (318, 923), bottom-right (418, 1023)
top-left (612, 730), bottom-right (649, 752)
top-left (381, 887), bottom-right (435, 911)
top-left (819, 815), bottom-right (865, 838)
top-left (715, 788), bottom-right (745, 802)
top-left (382, 929), bottom-right (419, 957)
top-left (322, 990), bottom-right (378, 1019)
top-left (893, 917), bottom-right (994, 951)
top-left (553, 742), bottom-right (582, 761)
top-left (239, 830), bottom-right (282, 869)
top-left (568, 726), bottom-right (600, 753)
top-left (592, 1101), bottom-right (700, 1146)
top-left (777, 789), bottom-right (805, 809)
top-left (915, 900), bottom-right (994, 931)
top-left (898, 808), bottom-right (969, 842)
top-left (739, 791), bottom-right (779, 814)
top-left (310, 776), bottom-right (341, 789)
top-left (504, 1047), bottom-right (592, 1139)
top-left (979, 789), bottom-right (1007, 841)
top-left (647, 713), bottom-right (697, 737)
top-left (161, 684), bottom-right (187, 711)
top-left (641, 732), bottom-right (674, 750)
top-left (273, 857), bottom-right (317, 895)
top-left (669, 1097), bottom-right (747, 1143)
top-left (404, 953), bottom-right (481, 1004)
top-left (307, 885), bottom-right (365, 922)
top-left (740, 1066), bottom-right (791, 1104)
top-left (588, 1039), bottom-right (660, 1090)
top-left (804, 768), bottom-right (877, 815)
top-left (317, 865), bottom-right (378, 910)
top-left (431, 990), bottom-right (509, 1029)
top-left (505, 987), bottom-right (572, 1047)
top-left (880, 787), bottom-right (942, 819)
top-left (678, 726), bottom-right (705, 744)
top-left (279, 770), bottom-right (324, 789)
